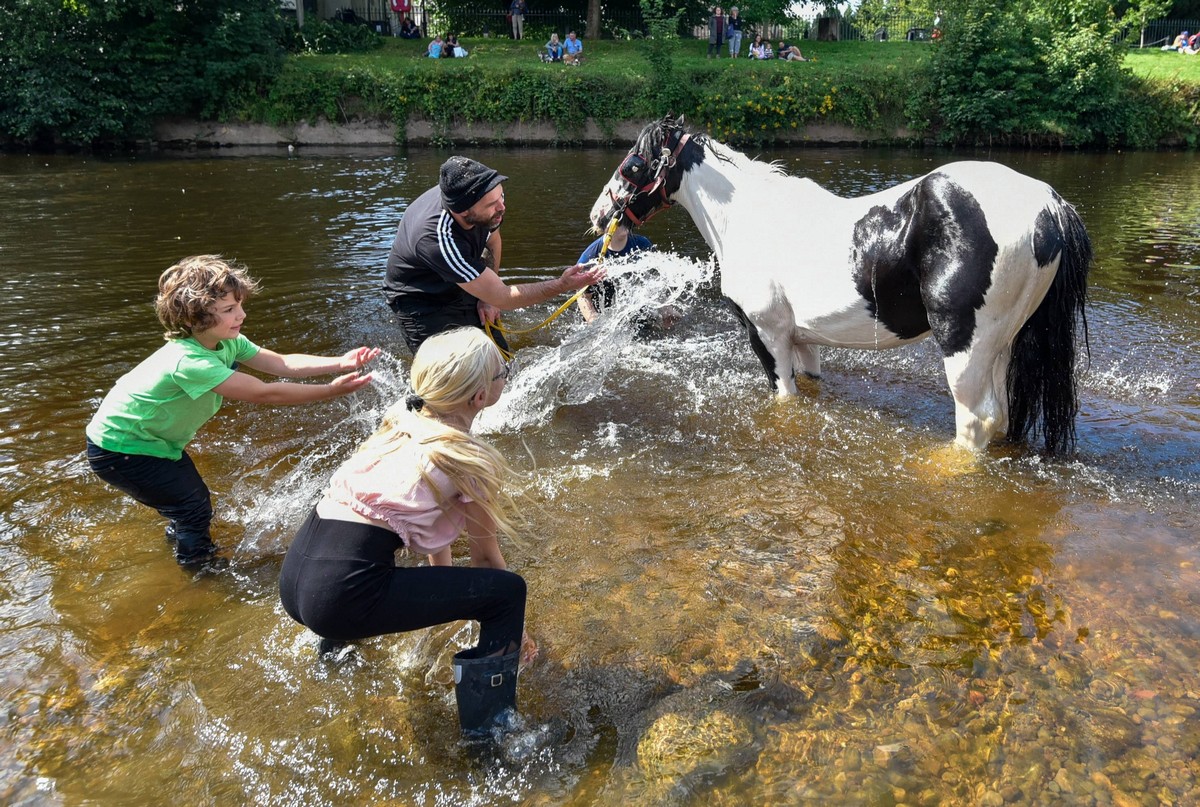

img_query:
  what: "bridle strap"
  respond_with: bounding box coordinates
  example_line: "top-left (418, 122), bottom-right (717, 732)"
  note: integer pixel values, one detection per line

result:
top-left (612, 129), bottom-right (691, 227)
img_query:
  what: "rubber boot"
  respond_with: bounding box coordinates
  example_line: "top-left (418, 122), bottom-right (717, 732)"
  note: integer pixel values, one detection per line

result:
top-left (176, 531), bottom-right (226, 572)
top-left (453, 647), bottom-right (519, 737)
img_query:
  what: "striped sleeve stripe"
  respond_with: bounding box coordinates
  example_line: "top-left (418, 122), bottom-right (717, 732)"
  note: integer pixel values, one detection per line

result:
top-left (436, 211), bottom-right (480, 282)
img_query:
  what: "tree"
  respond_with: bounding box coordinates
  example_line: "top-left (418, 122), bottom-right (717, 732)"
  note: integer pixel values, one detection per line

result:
top-left (928, 0), bottom-right (1129, 145)
top-left (0, 0), bottom-right (284, 146)
top-left (1123, 0), bottom-right (1173, 46)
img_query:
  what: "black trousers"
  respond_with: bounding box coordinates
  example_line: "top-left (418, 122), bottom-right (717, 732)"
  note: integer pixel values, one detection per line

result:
top-left (86, 439), bottom-right (216, 562)
top-left (388, 296), bottom-right (509, 356)
top-left (279, 511), bottom-right (526, 655)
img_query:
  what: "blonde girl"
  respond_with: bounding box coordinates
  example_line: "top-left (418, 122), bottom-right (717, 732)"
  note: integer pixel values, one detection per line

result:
top-left (279, 327), bottom-right (535, 735)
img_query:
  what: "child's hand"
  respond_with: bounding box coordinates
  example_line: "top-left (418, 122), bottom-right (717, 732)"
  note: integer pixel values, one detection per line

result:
top-left (328, 370), bottom-right (374, 395)
top-left (340, 346), bottom-right (382, 373)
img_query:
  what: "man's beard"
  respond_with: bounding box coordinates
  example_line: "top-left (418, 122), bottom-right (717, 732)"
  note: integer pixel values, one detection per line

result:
top-left (465, 209), bottom-right (504, 229)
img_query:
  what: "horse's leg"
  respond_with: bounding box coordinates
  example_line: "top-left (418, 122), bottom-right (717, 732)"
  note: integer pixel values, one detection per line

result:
top-left (726, 299), bottom-right (796, 395)
top-left (940, 334), bottom-right (1017, 451)
top-left (793, 343), bottom-right (821, 379)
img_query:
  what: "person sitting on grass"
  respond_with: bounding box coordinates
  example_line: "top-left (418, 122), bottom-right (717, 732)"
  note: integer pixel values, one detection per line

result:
top-left (564, 31), bottom-right (584, 64)
top-left (427, 35), bottom-right (444, 58)
top-left (398, 15), bottom-right (420, 39)
top-left (749, 34), bottom-right (770, 59)
top-left (85, 255), bottom-right (379, 572)
top-left (1166, 31), bottom-right (1190, 52)
top-left (776, 41), bottom-right (807, 61)
top-left (544, 33), bottom-right (564, 62)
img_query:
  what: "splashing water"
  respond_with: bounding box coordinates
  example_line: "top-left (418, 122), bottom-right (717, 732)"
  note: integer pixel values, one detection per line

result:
top-left (228, 355), bottom-right (413, 555)
top-left (479, 251), bottom-right (716, 433)
top-left (225, 251), bottom-right (714, 555)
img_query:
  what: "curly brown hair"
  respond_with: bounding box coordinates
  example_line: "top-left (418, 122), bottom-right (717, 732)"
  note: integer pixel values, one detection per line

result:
top-left (155, 255), bottom-right (260, 340)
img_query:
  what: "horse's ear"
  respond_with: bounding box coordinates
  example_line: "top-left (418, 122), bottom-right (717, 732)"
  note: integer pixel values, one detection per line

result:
top-left (674, 114), bottom-right (685, 128)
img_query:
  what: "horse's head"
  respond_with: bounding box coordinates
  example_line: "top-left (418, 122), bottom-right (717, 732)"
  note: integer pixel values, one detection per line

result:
top-left (589, 115), bottom-right (701, 234)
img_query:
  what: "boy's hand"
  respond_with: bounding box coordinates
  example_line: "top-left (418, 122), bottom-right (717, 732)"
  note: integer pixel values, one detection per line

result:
top-left (340, 346), bottom-right (382, 373)
top-left (328, 370), bottom-right (374, 395)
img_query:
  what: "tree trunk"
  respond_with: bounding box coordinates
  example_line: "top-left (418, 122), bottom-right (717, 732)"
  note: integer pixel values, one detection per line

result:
top-left (586, 0), bottom-right (601, 39)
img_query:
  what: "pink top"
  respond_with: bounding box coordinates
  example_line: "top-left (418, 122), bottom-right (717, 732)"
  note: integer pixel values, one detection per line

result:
top-left (324, 426), bottom-right (472, 555)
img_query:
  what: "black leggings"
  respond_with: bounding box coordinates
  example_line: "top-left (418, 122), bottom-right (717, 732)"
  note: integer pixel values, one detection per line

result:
top-left (279, 511), bottom-right (526, 655)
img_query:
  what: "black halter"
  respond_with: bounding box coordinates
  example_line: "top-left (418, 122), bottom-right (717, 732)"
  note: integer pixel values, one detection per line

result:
top-left (609, 124), bottom-right (690, 227)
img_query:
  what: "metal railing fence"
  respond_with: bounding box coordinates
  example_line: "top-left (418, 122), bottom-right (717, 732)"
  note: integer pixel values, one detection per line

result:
top-left (1118, 19), bottom-right (1200, 48)
top-left (309, 5), bottom-right (1200, 50)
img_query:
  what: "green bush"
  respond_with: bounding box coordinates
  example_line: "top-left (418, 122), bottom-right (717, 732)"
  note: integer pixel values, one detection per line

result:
top-left (281, 17), bottom-right (385, 55)
top-left (0, 0), bottom-right (284, 146)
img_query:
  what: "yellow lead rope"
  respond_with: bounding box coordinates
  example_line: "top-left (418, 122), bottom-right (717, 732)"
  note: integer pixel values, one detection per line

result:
top-left (484, 215), bottom-right (621, 361)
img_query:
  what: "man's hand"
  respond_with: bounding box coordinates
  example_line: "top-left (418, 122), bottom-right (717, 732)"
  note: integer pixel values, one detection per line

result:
top-left (478, 300), bottom-right (502, 325)
top-left (560, 262), bottom-right (607, 291)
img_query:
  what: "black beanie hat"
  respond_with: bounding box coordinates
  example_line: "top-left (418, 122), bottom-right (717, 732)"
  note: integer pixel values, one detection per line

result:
top-left (439, 156), bottom-right (507, 214)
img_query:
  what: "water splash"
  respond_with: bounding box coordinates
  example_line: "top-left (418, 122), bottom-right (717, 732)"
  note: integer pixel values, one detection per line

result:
top-left (479, 251), bottom-right (715, 432)
top-left (228, 354), bottom-right (412, 555)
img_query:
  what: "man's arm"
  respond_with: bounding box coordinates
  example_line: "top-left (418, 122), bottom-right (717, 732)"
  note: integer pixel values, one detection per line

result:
top-left (485, 229), bottom-right (502, 271)
top-left (461, 263), bottom-right (605, 312)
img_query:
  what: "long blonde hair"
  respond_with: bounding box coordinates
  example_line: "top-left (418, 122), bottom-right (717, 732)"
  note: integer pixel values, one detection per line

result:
top-left (360, 328), bottom-right (519, 539)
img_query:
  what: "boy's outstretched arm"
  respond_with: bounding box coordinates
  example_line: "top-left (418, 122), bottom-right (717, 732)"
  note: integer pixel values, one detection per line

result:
top-left (212, 369), bottom-right (373, 405)
top-left (242, 346), bottom-right (381, 379)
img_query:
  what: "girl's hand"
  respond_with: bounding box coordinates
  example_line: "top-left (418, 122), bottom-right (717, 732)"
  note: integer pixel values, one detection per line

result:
top-left (340, 346), bottom-right (382, 373)
top-left (520, 631), bottom-right (539, 664)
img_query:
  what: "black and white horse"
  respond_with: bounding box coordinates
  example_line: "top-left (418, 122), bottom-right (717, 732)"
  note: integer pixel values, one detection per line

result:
top-left (590, 116), bottom-right (1091, 454)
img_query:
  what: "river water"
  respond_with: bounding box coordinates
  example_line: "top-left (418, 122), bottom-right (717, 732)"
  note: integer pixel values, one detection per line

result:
top-left (0, 144), bottom-right (1197, 806)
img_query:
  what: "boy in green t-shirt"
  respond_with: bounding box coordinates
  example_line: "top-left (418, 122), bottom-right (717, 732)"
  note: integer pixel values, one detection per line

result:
top-left (86, 255), bottom-right (381, 570)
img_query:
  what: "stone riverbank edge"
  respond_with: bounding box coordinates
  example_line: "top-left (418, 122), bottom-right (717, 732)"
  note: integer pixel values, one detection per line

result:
top-left (152, 118), bottom-right (917, 148)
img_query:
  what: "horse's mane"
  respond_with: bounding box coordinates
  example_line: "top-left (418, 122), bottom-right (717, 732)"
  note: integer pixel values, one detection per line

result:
top-left (636, 116), bottom-right (791, 182)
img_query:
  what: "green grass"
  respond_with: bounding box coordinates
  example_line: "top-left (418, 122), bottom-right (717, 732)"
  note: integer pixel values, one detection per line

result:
top-left (1125, 47), bottom-right (1200, 83)
top-left (301, 35), bottom-right (936, 74)
top-left (248, 35), bottom-right (1196, 147)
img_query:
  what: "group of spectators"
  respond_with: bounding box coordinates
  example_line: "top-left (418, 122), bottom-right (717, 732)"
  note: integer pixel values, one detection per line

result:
top-left (1165, 30), bottom-right (1200, 54)
top-left (707, 5), bottom-right (808, 61)
top-left (389, 1), bottom-right (814, 65)
top-left (542, 31), bottom-right (584, 64)
top-left (427, 33), bottom-right (468, 58)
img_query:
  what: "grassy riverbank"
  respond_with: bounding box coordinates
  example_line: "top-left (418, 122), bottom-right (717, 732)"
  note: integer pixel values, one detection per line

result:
top-left (232, 36), bottom-right (1200, 148)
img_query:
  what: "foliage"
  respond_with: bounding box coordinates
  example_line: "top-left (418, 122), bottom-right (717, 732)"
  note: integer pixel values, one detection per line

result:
top-left (924, 0), bottom-right (1137, 146)
top-left (0, 0), bottom-right (284, 146)
top-left (223, 35), bottom-right (1197, 148)
top-left (1121, 0), bottom-right (1175, 41)
top-left (852, 0), bottom-right (940, 33)
top-left (693, 61), bottom-right (914, 144)
top-left (281, 17), bottom-right (384, 55)
top-left (238, 45), bottom-right (652, 144)
top-left (639, 0), bottom-right (694, 113)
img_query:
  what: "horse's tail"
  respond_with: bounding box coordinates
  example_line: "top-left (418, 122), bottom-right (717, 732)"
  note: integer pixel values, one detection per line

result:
top-left (1006, 196), bottom-right (1091, 455)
